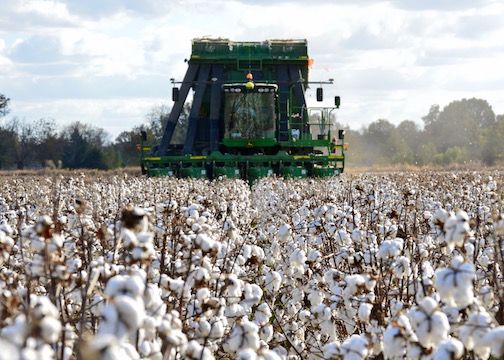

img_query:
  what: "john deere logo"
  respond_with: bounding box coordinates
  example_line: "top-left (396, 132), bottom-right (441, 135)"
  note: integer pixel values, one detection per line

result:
top-left (247, 142), bottom-right (254, 148)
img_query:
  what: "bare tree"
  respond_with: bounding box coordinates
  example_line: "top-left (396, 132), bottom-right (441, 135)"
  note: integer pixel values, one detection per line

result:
top-left (0, 94), bottom-right (10, 117)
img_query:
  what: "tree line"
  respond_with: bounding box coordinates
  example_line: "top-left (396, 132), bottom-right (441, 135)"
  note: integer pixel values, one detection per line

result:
top-left (343, 98), bottom-right (503, 168)
top-left (0, 93), bottom-right (502, 170)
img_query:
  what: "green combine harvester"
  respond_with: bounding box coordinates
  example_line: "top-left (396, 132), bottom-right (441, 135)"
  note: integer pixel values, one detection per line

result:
top-left (139, 38), bottom-right (346, 183)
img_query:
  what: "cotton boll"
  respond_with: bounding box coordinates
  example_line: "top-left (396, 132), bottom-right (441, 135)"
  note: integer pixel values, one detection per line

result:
top-left (260, 324), bottom-right (274, 342)
top-left (313, 304), bottom-right (337, 341)
top-left (393, 256), bottom-right (411, 279)
top-left (358, 302), bottom-right (373, 324)
top-left (196, 233), bottom-right (220, 255)
top-left (479, 253), bottom-right (490, 269)
top-left (236, 348), bottom-right (259, 360)
top-left (383, 314), bottom-right (416, 359)
top-left (408, 297), bottom-right (449, 349)
top-left (194, 267), bottom-right (210, 284)
top-left (136, 231), bottom-right (153, 245)
top-left (209, 316), bottom-right (227, 339)
top-left (459, 310), bottom-right (493, 358)
top-left (121, 206), bottom-right (148, 232)
top-left (159, 312), bottom-right (187, 348)
top-left (225, 303), bottom-right (245, 324)
top-left (340, 334), bottom-right (369, 359)
top-left (264, 270), bottom-right (282, 294)
top-left (31, 295), bottom-right (60, 319)
top-left (351, 229), bottom-right (362, 242)
top-left (323, 341), bottom-right (341, 359)
top-left (196, 288), bottom-right (210, 303)
top-left (299, 309), bottom-right (311, 324)
top-left (478, 285), bottom-right (494, 308)
top-left (363, 274), bottom-right (376, 291)
top-left (167, 277), bottom-right (185, 296)
top-left (121, 228), bottom-right (138, 248)
top-left (432, 337), bottom-right (464, 360)
top-left (113, 295), bottom-right (145, 330)
top-left (29, 236), bottom-right (46, 253)
top-left (277, 224), bottom-right (291, 241)
top-left (0, 338), bottom-right (19, 359)
top-left (227, 318), bottom-right (260, 353)
top-left (226, 274), bottom-right (243, 303)
top-left (286, 301), bottom-right (302, 317)
top-left (254, 303), bottom-right (272, 326)
top-left (241, 283), bottom-right (263, 309)
top-left (84, 334), bottom-right (140, 360)
top-left (1, 313), bottom-right (28, 346)
top-left (434, 256), bottom-right (475, 309)
top-left (105, 274), bottom-right (143, 299)
top-left (324, 269), bottom-right (344, 290)
top-left (198, 318), bottom-right (211, 337)
top-left (99, 303), bottom-right (120, 336)
top-left (377, 238), bottom-right (403, 260)
top-left (39, 316), bottom-right (62, 343)
top-left (138, 340), bottom-right (152, 358)
top-left (482, 326), bottom-right (504, 358)
top-left (343, 274), bottom-right (365, 299)
top-left (307, 249), bottom-right (321, 263)
top-left (289, 248), bottom-right (306, 274)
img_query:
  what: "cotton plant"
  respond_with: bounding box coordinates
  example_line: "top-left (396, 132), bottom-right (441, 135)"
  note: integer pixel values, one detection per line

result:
top-left (0, 294), bottom-right (62, 359)
top-left (0, 170), bottom-right (504, 359)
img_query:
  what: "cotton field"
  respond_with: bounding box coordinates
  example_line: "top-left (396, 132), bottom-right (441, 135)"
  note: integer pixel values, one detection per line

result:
top-left (0, 170), bottom-right (503, 360)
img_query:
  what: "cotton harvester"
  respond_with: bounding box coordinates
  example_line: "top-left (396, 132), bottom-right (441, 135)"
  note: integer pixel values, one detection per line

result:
top-left (139, 38), bottom-right (346, 182)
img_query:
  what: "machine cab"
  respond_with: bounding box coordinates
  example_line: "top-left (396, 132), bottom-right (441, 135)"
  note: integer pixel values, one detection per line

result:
top-left (222, 83), bottom-right (278, 146)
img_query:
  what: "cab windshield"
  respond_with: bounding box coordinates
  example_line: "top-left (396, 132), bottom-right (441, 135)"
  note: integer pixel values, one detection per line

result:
top-left (223, 84), bottom-right (277, 140)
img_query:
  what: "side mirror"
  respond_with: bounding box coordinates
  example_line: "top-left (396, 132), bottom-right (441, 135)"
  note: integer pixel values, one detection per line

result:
top-left (172, 87), bottom-right (180, 102)
top-left (316, 87), bottom-right (323, 102)
top-left (335, 96), bottom-right (341, 108)
top-left (141, 130), bottom-right (147, 141)
top-left (338, 129), bottom-right (345, 140)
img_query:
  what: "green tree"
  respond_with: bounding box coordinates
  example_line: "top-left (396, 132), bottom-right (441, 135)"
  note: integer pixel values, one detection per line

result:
top-left (61, 122), bottom-right (110, 169)
top-left (341, 128), bottom-right (365, 167)
top-left (362, 119), bottom-right (396, 165)
top-left (0, 128), bottom-right (15, 168)
top-left (481, 115), bottom-right (504, 166)
top-left (392, 120), bottom-right (421, 165)
top-left (422, 104), bottom-right (440, 131)
top-left (422, 98), bottom-right (494, 163)
top-left (416, 142), bottom-right (440, 166)
top-left (443, 146), bottom-right (468, 165)
top-left (102, 145), bottom-right (122, 169)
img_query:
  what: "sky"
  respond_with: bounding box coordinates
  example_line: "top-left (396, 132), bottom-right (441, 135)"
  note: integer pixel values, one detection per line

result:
top-left (1, 0), bottom-right (503, 141)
